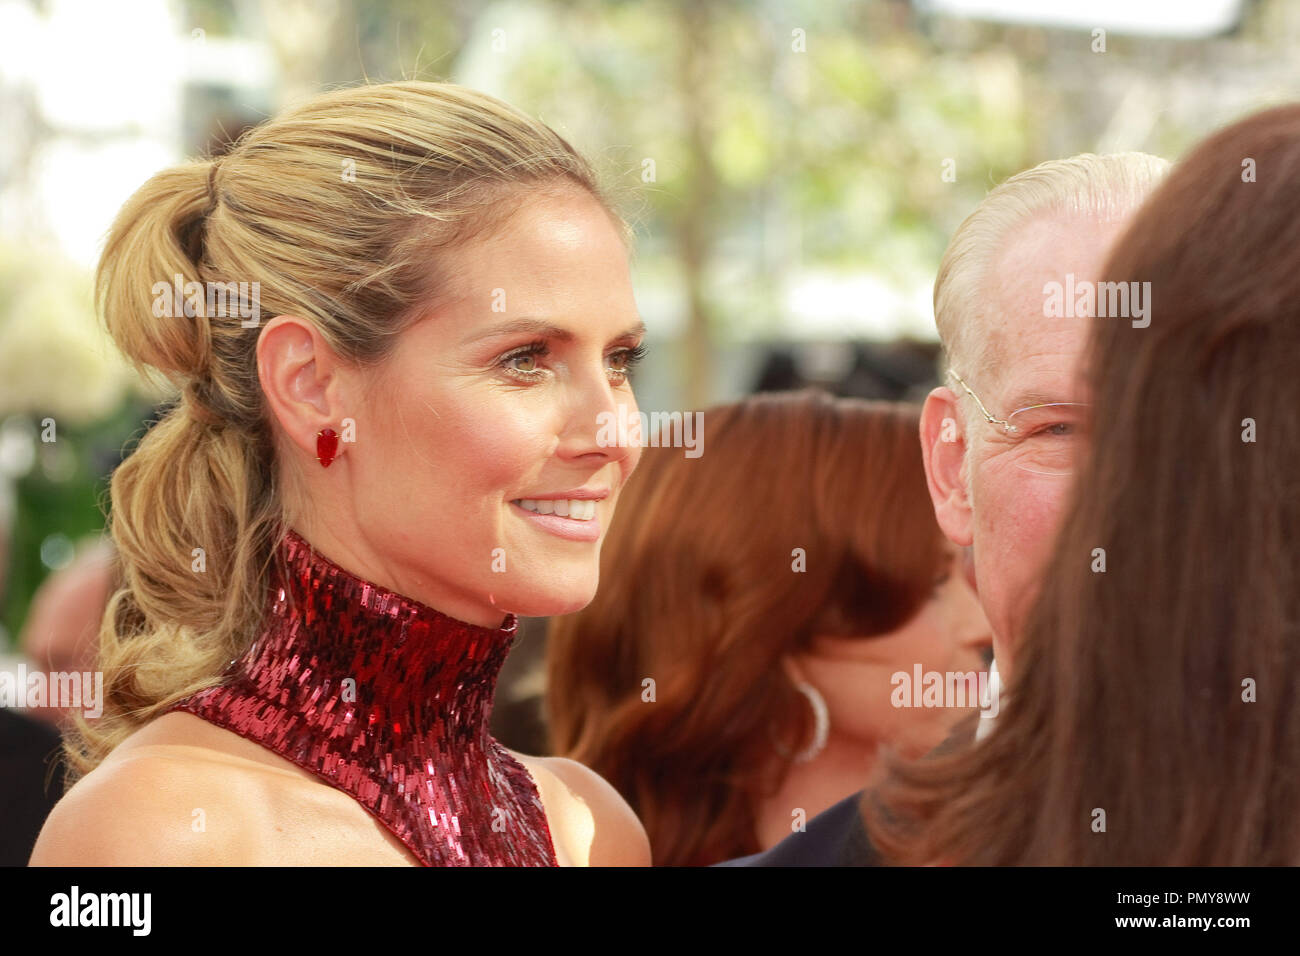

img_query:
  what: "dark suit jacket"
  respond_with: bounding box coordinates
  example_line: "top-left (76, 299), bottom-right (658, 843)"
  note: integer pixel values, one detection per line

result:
top-left (712, 714), bottom-right (984, 866)
top-left (712, 789), bottom-right (877, 866)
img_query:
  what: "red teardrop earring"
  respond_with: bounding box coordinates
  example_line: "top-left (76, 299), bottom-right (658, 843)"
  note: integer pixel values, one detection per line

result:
top-left (316, 427), bottom-right (339, 468)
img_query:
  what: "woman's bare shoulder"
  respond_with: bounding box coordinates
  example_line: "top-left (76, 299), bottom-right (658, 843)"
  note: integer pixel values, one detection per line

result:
top-left (506, 749), bottom-right (651, 867)
top-left (31, 739), bottom-right (259, 865)
top-left (31, 713), bottom-right (333, 866)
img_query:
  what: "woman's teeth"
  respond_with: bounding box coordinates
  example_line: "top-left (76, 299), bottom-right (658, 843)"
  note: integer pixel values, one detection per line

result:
top-left (514, 499), bottom-right (597, 520)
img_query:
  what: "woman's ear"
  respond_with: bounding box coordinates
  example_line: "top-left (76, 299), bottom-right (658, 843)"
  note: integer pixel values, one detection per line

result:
top-left (257, 315), bottom-right (349, 461)
top-left (780, 652), bottom-right (809, 685)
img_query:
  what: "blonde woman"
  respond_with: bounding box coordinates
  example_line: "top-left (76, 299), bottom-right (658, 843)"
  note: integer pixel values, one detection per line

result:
top-left (30, 82), bottom-right (650, 866)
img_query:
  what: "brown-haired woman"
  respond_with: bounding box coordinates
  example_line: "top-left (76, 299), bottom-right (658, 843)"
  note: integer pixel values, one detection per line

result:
top-left (864, 104), bottom-right (1300, 865)
top-left (546, 389), bottom-right (992, 866)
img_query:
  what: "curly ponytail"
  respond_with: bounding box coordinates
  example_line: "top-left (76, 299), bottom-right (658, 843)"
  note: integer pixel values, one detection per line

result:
top-left (64, 81), bottom-right (620, 783)
top-left (63, 160), bottom-right (284, 780)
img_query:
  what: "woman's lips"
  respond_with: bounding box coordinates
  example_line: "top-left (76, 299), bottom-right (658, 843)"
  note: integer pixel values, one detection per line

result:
top-left (509, 499), bottom-right (601, 542)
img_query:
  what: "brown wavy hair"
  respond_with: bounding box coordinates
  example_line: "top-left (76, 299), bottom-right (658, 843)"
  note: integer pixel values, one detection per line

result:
top-left (546, 390), bottom-right (947, 865)
top-left (865, 105), bottom-right (1300, 865)
top-left (65, 81), bottom-right (623, 785)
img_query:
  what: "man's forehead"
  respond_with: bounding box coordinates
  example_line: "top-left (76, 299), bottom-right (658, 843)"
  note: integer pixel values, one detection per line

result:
top-left (984, 211), bottom-right (1130, 316)
top-left (977, 327), bottom-right (1090, 405)
top-left (975, 209), bottom-right (1130, 400)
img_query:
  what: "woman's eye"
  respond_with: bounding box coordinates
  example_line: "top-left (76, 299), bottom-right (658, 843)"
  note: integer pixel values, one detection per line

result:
top-left (607, 353), bottom-right (632, 380)
top-left (500, 341), bottom-right (645, 383)
top-left (499, 342), bottom-right (549, 380)
top-left (607, 343), bottom-right (647, 381)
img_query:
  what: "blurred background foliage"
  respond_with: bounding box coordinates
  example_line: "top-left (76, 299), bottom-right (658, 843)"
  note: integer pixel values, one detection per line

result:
top-left (2, 0), bottom-right (1297, 650)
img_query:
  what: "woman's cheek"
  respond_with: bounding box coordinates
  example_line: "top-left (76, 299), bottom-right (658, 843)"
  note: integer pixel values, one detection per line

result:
top-left (436, 400), bottom-right (531, 464)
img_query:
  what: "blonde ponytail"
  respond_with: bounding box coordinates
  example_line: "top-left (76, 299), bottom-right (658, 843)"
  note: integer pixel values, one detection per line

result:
top-left (65, 81), bottom-right (620, 783)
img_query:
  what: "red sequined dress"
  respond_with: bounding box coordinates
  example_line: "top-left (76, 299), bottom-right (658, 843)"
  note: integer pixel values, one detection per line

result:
top-left (167, 528), bottom-right (558, 866)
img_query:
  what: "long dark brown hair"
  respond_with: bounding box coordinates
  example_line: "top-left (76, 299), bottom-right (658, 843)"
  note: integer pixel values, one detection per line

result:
top-left (866, 106), bottom-right (1300, 865)
top-left (546, 390), bottom-right (947, 866)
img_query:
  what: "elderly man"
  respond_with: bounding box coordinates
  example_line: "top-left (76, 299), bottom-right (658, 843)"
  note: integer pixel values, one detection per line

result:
top-left (920, 152), bottom-right (1167, 692)
top-left (718, 151), bottom-right (1168, 866)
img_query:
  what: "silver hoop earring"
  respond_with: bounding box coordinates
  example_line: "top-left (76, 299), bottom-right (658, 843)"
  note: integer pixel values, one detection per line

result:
top-left (776, 681), bottom-right (829, 764)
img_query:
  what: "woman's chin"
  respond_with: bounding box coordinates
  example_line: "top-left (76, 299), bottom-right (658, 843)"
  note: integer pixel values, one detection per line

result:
top-left (495, 585), bottom-right (598, 619)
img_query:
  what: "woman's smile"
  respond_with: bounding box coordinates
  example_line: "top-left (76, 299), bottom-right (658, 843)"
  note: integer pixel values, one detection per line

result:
top-left (509, 493), bottom-right (606, 542)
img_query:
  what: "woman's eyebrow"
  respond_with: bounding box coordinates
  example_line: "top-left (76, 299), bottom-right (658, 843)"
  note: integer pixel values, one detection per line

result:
top-left (616, 318), bottom-right (648, 340)
top-left (460, 316), bottom-right (647, 345)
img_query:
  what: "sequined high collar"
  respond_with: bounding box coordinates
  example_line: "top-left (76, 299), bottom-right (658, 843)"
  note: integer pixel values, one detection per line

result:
top-left (169, 528), bottom-right (558, 866)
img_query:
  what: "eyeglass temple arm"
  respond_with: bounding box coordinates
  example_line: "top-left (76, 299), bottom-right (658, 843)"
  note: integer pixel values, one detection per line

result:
top-left (947, 369), bottom-right (1013, 430)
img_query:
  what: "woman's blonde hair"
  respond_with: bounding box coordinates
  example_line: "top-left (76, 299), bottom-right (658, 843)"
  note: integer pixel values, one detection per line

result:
top-left (66, 81), bottom-right (620, 784)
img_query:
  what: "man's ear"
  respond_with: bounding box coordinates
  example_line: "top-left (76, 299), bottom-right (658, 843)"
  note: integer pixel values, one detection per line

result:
top-left (257, 315), bottom-right (348, 463)
top-left (920, 386), bottom-right (974, 548)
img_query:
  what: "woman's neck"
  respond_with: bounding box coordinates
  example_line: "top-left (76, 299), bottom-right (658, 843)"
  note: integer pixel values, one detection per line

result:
top-left (755, 732), bottom-right (881, 851)
top-left (288, 519), bottom-right (512, 629)
top-left (257, 528), bottom-right (519, 730)
top-left (167, 528), bottom-right (556, 866)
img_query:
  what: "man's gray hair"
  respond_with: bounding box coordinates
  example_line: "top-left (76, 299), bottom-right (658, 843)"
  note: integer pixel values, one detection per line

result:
top-left (934, 152), bottom-right (1170, 385)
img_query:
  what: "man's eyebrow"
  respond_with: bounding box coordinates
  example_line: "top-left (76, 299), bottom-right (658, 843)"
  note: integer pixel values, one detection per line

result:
top-left (460, 316), bottom-right (647, 346)
top-left (1005, 391), bottom-right (1069, 411)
